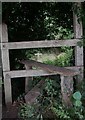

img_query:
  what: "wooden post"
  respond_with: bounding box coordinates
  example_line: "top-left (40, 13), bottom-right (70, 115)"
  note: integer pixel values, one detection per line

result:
top-left (25, 65), bottom-right (33, 93)
top-left (0, 23), bottom-right (12, 104)
top-left (60, 75), bottom-right (73, 107)
top-left (0, 23), bottom-right (2, 119)
top-left (73, 3), bottom-right (83, 84)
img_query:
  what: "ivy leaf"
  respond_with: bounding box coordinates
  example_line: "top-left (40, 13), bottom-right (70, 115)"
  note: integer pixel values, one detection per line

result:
top-left (73, 91), bottom-right (81, 100)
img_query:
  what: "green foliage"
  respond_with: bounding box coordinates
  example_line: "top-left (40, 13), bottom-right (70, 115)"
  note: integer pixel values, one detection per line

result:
top-left (19, 103), bottom-right (36, 119)
top-left (44, 59), bottom-right (56, 65)
top-left (56, 27), bottom-right (74, 39)
top-left (50, 91), bottom-right (85, 120)
top-left (18, 78), bottom-right (85, 120)
top-left (73, 91), bottom-right (82, 100)
top-left (69, 91), bottom-right (84, 120)
top-left (73, 91), bottom-right (82, 107)
top-left (44, 5), bottom-right (73, 40)
top-left (44, 47), bottom-right (73, 67)
top-left (3, 3), bottom-right (85, 119)
top-left (75, 100), bottom-right (82, 107)
top-left (44, 79), bottom-right (57, 97)
top-left (77, 37), bottom-right (85, 47)
top-left (51, 103), bottom-right (70, 119)
top-left (19, 102), bottom-right (44, 120)
top-left (55, 48), bottom-right (73, 67)
top-left (2, 2), bottom-right (74, 71)
top-left (45, 19), bottom-right (74, 40)
top-left (77, 41), bottom-right (83, 47)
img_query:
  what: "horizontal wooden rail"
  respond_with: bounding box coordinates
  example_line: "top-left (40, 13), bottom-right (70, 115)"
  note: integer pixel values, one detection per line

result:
top-left (4, 66), bottom-right (83, 78)
top-left (1, 39), bottom-right (80, 50)
top-left (4, 69), bottom-right (57, 78)
top-left (20, 60), bottom-right (79, 76)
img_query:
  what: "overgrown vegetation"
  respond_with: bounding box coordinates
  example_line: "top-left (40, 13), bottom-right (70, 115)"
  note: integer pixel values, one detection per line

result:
top-left (18, 77), bottom-right (85, 120)
top-left (2, 2), bottom-right (85, 120)
top-left (44, 47), bottom-right (73, 67)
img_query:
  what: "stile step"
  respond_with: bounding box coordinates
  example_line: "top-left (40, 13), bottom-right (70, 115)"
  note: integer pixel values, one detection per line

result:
top-left (20, 60), bottom-right (79, 76)
top-left (25, 80), bottom-right (44, 104)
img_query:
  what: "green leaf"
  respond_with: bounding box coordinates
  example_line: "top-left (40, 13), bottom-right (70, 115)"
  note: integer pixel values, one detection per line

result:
top-left (73, 91), bottom-right (81, 100)
top-left (75, 100), bottom-right (82, 107)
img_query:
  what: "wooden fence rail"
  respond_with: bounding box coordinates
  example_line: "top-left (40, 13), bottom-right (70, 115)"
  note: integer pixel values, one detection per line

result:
top-left (4, 66), bottom-right (83, 78)
top-left (1, 39), bottom-right (80, 50)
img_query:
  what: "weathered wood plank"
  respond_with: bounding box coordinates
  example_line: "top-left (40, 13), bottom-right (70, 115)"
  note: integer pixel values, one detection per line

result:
top-left (4, 66), bottom-right (82, 78)
top-left (0, 86), bottom-right (2, 119)
top-left (25, 65), bottom-right (33, 93)
top-left (1, 24), bottom-right (10, 71)
top-left (0, 56), bottom-right (1, 111)
top-left (4, 69), bottom-right (57, 78)
top-left (0, 24), bottom-right (2, 43)
top-left (1, 49), bottom-right (10, 72)
top-left (20, 60), bottom-right (79, 76)
top-left (25, 80), bottom-right (45, 104)
top-left (60, 76), bottom-right (73, 107)
top-left (4, 74), bottom-right (12, 104)
top-left (2, 39), bottom-right (80, 50)
top-left (0, 23), bottom-right (8, 43)
top-left (1, 24), bottom-right (12, 104)
top-left (73, 3), bottom-right (83, 83)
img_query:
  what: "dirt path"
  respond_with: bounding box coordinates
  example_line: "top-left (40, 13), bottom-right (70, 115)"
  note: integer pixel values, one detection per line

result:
top-left (2, 101), bottom-right (20, 119)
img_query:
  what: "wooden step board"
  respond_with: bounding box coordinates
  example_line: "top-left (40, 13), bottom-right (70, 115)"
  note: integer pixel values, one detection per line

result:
top-left (25, 80), bottom-right (44, 104)
top-left (20, 60), bottom-right (79, 76)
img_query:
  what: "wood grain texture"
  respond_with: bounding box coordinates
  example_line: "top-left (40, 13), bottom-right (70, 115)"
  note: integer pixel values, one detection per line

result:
top-left (25, 80), bottom-right (45, 104)
top-left (1, 24), bottom-right (12, 104)
top-left (2, 39), bottom-right (80, 50)
top-left (4, 66), bottom-right (82, 78)
top-left (73, 3), bottom-right (83, 83)
top-left (25, 65), bottom-right (33, 93)
top-left (20, 60), bottom-right (79, 76)
top-left (60, 76), bottom-right (73, 107)
top-left (4, 74), bottom-right (12, 104)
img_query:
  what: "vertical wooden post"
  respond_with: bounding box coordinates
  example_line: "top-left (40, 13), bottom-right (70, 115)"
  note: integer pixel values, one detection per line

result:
top-left (25, 65), bottom-right (33, 93)
top-left (73, 3), bottom-right (83, 84)
top-left (60, 75), bottom-right (73, 107)
top-left (1, 23), bottom-right (12, 104)
top-left (0, 23), bottom-right (2, 119)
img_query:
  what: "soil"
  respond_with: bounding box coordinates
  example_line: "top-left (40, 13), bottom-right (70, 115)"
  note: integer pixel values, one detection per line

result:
top-left (2, 101), bottom-right (20, 119)
top-left (2, 100), bottom-right (56, 120)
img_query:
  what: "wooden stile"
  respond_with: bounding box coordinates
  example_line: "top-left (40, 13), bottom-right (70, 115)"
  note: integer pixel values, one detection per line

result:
top-left (20, 60), bottom-right (78, 107)
top-left (1, 5), bottom-right (84, 107)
